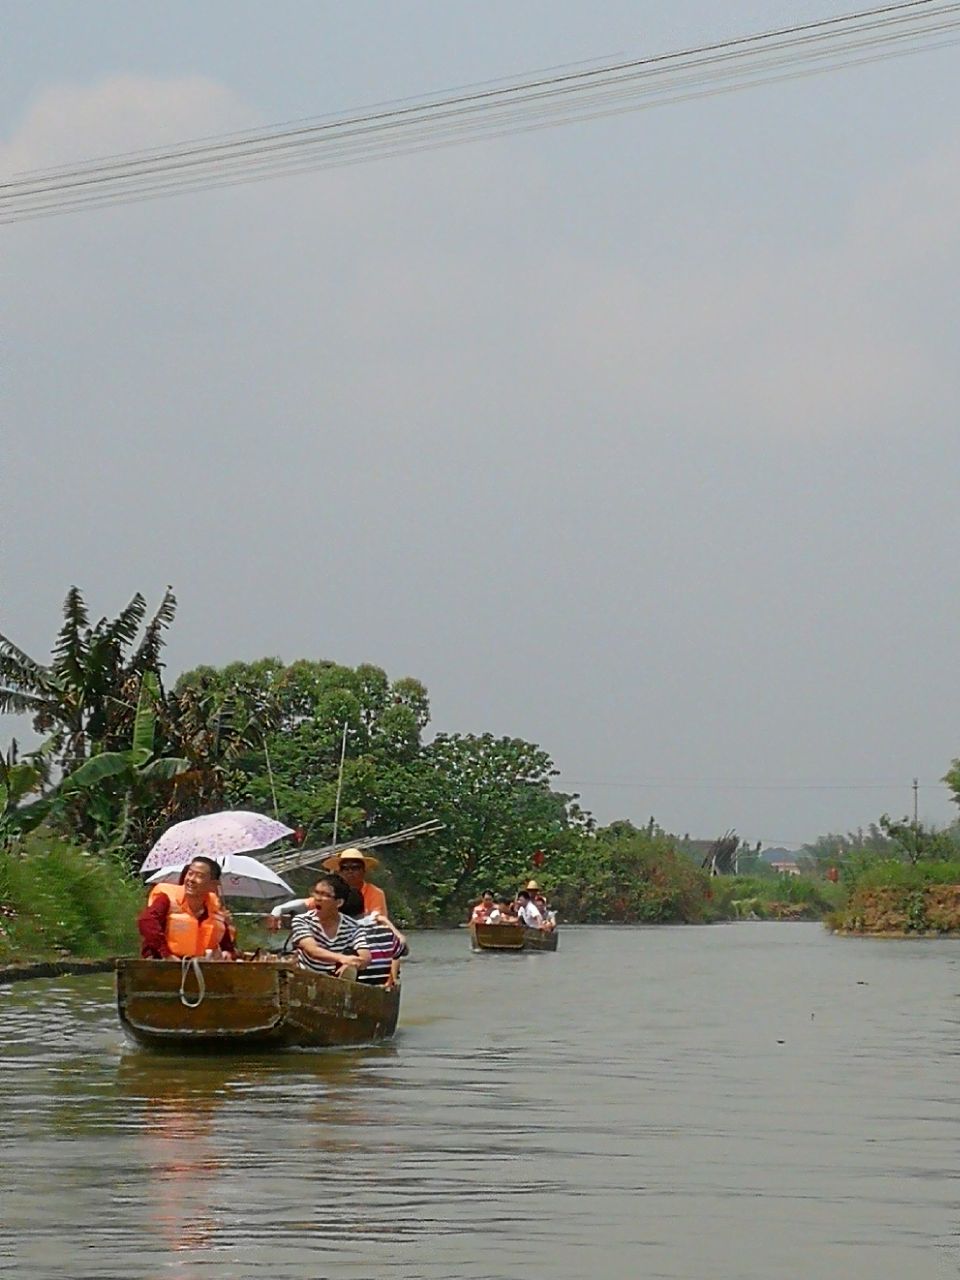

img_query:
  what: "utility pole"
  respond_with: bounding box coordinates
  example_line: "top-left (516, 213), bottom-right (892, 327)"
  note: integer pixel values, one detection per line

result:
top-left (913, 777), bottom-right (920, 863)
top-left (331, 721), bottom-right (349, 851)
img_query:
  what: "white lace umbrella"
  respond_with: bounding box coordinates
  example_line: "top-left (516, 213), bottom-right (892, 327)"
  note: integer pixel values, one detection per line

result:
top-left (140, 810), bottom-right (294, 873)
top-left (144, 852), bottom-right (293, 899)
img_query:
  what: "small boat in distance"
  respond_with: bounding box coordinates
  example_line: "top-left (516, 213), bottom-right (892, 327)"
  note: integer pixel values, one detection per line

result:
top-left (116, 958), bottom-right (400, 1050)
top-left (470, 922), bottom-right (559, 953)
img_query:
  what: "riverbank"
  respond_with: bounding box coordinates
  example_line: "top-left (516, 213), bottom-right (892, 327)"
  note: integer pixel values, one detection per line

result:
top-left (826, 861), bottom-right (960, 935)
top-left (829, 884), bottom-right (960, 935)
top-left (0, 957), bottom-right (117, 984)
top-left (2, 836), bottom-right (849, 968)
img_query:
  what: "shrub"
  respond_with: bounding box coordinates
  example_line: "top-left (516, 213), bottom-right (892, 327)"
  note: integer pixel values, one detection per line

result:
top-left (0, 833), bottom-right (143, 962)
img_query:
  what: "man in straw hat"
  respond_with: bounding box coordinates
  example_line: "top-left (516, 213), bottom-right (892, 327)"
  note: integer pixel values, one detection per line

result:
top-left (322, 848), bottom-right (388, 917)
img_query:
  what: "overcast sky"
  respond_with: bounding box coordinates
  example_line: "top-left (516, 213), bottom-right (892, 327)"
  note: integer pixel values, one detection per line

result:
top-left (3, 2), bottom-right (959, 848)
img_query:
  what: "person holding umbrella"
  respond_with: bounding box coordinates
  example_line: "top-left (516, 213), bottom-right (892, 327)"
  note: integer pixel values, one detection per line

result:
top-left (138, 857), bottom-right (237, 960)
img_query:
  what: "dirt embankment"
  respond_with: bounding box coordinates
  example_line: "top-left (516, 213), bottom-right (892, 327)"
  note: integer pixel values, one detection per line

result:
top-left (832, 884), bottom-right (960, 936)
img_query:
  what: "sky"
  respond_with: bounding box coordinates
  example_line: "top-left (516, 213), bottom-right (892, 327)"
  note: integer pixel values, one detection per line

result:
top-left (3, 2), bottom-right (959, 849)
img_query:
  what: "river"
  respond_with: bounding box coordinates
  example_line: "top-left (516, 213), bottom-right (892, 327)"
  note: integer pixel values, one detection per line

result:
top-left (1, 923), bottom-right (958, 1279)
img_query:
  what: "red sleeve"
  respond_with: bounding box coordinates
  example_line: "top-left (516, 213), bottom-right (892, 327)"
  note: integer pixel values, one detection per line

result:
top-left (138, 894), bottom-right (171, 958)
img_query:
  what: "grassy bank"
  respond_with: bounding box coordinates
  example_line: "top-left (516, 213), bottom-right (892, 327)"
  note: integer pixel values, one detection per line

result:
top-left (0, 833), bottom-right (847, 967)
top-left (0, 836), bottom-right (142, 965)
top-left (710, 874), bottom-right (844, 922)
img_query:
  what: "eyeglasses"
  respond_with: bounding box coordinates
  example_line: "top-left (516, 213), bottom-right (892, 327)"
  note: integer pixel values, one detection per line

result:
top-left (339, 863), bottom-right (364, 872)
top-left (313, 890), bottom-right (338, 900)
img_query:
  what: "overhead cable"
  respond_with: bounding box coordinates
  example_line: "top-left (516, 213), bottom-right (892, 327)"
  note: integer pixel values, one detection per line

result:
top-left (2, 0), bottom-right (958, 222)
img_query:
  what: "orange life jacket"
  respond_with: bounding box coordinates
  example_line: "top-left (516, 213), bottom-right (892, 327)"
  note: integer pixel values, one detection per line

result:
top-left (148, 882), bottom-right (227, 958)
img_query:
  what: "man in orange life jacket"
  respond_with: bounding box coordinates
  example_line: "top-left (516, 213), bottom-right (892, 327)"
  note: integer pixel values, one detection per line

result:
top-left (138, 856), bottom-right (237, 959)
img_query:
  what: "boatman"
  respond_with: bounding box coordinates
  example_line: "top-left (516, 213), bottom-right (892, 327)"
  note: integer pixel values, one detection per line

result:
top-left (322, 848), bottom-right (388, 916)
top-left (138, 856), bottom-right (237, 959)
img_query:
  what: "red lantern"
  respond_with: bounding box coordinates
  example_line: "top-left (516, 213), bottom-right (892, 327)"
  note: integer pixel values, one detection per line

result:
top-left (532, 849), bottom-right (545, 868)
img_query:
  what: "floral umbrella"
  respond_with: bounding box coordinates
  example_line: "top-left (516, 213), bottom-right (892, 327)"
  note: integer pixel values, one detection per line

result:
top-left (139, 810), bottom-right (294, 873)
top-left (144, 852), bottom-right (293, 899)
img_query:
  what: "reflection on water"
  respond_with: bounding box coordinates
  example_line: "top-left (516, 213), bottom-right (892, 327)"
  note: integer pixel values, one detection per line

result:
top-left (2, 926), bottom-right (960, 1278)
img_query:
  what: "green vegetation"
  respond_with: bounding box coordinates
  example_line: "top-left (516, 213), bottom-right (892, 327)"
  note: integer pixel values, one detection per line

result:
top-left (5, 584), bottom-right (960, 958)
top-left (0, 834), bottom-right (142, 964)
top-left (544, 823), bottom-right (715, 924)
top-left (710, 874), bottom-right (844, 921)
top-left (827, 858), bottom-right (960, 934)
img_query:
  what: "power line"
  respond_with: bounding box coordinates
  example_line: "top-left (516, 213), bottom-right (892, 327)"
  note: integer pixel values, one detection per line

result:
top-left (2, 0), bottom-right (957, 223)
top-left (556, 778), bottom-right (951, 792)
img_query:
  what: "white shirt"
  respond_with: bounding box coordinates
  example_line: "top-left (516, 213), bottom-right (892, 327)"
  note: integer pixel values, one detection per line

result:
top-left (518, 901), bottom-right (544, 928)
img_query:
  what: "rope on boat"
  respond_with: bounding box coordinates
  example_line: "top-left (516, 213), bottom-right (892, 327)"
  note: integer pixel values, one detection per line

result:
top-left (179, 956), bottom-right (206, 1008)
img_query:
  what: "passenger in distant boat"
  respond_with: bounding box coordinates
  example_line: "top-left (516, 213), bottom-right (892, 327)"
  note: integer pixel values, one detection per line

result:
top-left (322, 848), bottom-right (388, 916)
top-left (534, 893), bottom-right (557, 931)
top-left (488, 895), bottom-right (518, 923)
top-left (515, 890), bottom-right (545, 929)
top-left (470, 890), bottom-right (496, 924)
top-left (342, 896), bottom-right (408, 988)
top-left (290, 873), bottom-right (371, 977)
top-left (138, 857), bottom-right (237, 959)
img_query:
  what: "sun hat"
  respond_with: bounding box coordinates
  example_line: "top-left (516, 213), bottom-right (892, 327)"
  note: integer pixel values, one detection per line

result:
top-left (525, 879), bottom-right (541, 891)
top-left (321, 846), bottom-right (381, 872)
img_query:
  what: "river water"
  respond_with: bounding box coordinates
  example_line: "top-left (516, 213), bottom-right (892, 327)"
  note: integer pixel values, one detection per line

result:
top-left (2, 923), bottom-right (959, 1279)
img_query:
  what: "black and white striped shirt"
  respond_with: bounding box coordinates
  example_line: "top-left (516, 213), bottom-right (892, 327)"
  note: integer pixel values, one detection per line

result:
top-left (290, 910), bottom-right (369, 975)
top-left (356, 918), bottom-right (408, 985)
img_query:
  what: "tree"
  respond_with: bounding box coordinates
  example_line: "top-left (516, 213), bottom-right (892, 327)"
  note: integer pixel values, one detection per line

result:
top-left (176, 658), bottom-right (431, 841)
top-left (0, 742), bottom-right (45, 843)
top-left (878, 813), bottom-right (959, 865)
top-left (797, 825), bottom-right (892, 872)
top-left (546, 822), bottom-right (712, 923)
top-left (0, 586), bottom-right (177, 774)
top-left (370, 733), bottom-right (585, 914)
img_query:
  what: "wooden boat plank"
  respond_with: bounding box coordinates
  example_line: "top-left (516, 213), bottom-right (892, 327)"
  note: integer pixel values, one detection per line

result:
top-left (523, 927), bottom-right (559, 951)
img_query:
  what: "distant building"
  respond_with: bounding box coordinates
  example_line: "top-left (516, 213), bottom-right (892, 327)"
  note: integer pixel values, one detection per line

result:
top-left (769, 860), bottom-right (801, 877)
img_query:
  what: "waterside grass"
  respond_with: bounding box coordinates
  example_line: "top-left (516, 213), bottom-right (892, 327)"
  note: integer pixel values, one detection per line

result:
top-left (0, 834), bottom-right (142, 965)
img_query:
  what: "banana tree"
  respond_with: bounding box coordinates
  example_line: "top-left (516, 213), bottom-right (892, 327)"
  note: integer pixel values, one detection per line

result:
top-left (56, 672), bottom-right (188, 848)
top-left (0, 743), bottom-right (47, 843)
top-left (0, 585), bottom-right (177, 775)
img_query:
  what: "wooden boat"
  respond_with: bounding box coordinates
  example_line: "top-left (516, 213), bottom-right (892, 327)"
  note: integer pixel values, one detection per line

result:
top-left (470, 922), bottom-right (559, 953)
top-left (116, 958), bottom-right (400, 1050)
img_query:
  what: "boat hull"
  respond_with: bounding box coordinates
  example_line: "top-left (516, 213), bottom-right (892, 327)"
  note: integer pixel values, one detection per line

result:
top-left (470, 923), bottom-right (559, 952)
top-left (116, 959), bottom-right (400, 1050)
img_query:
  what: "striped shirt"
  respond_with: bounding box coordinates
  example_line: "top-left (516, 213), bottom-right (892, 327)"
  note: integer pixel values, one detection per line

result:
top-left (355, 918), bottom-right (408, 985)
top-left (290, 910), bottom-right (369, 975)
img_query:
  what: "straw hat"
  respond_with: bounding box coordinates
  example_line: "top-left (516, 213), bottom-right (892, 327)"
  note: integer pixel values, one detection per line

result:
top-left (525, 879), bottom-right (541, 891)
top-left (321, 846), bottom-right (381, 872)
